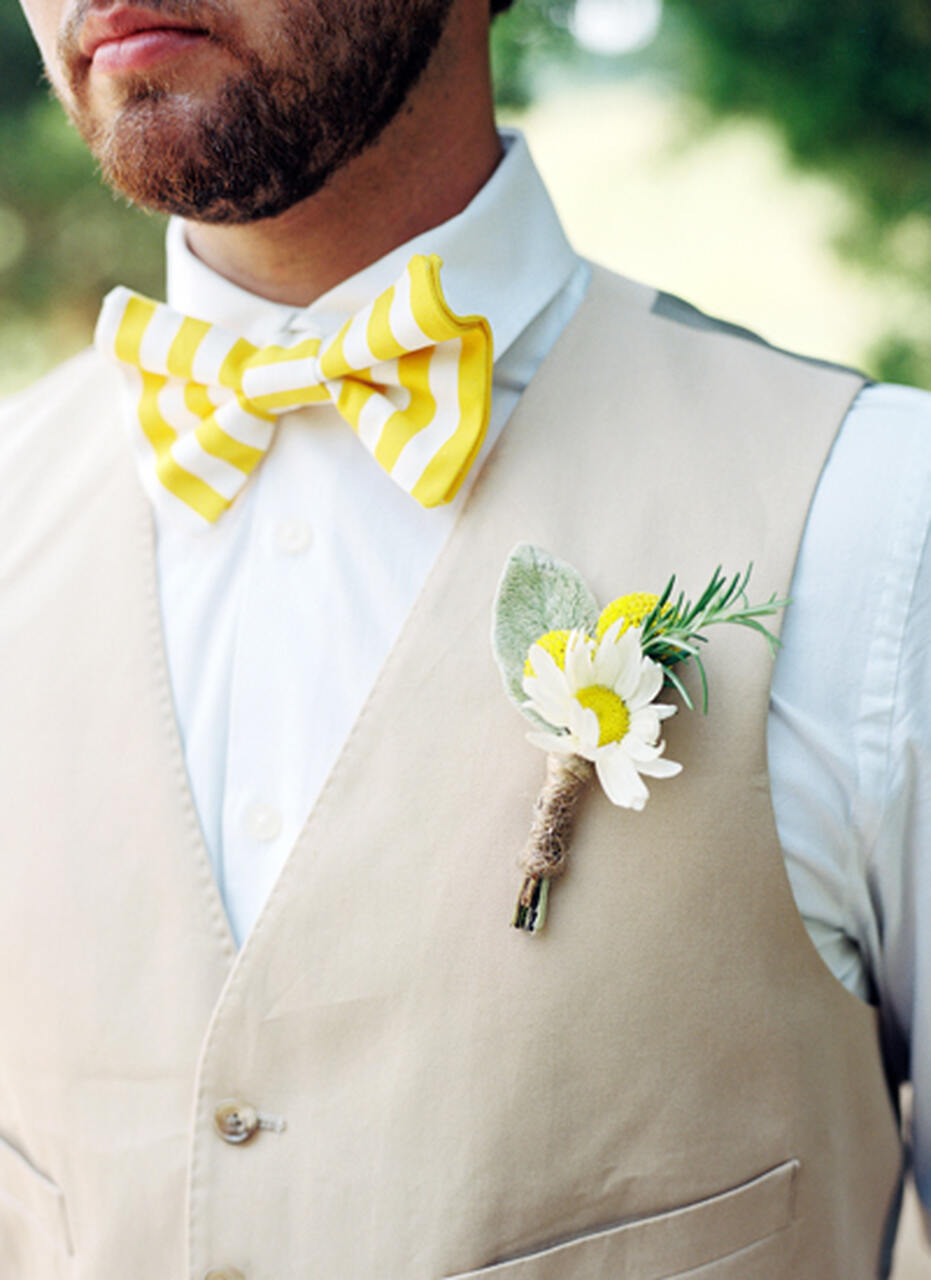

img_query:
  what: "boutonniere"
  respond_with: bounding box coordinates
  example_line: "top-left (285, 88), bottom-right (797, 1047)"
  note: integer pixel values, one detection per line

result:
top-left (492, 545), bottom-right (786, 933)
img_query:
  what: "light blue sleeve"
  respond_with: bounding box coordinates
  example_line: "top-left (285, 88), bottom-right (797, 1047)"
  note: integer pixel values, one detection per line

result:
top-left (767, 381), bottom-right (931, 1206)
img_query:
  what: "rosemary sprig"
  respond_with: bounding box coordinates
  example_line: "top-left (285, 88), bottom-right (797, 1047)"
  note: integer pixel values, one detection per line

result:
top-left (639, 564), bottom-right (787, 713)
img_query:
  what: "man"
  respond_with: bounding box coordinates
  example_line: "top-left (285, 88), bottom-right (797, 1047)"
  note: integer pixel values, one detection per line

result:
top-left (3, 0), bottom-right (929, 1276)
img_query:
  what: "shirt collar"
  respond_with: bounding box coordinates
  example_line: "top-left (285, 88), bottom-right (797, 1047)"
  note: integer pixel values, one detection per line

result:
top-left (165, 129), bottom-right (580, 361)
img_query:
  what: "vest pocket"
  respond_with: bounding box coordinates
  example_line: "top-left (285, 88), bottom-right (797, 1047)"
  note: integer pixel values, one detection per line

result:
top-left (0, 1132), bottom-right (73, 1265)
top-left (444, 1158), bottom-right (799, 1279)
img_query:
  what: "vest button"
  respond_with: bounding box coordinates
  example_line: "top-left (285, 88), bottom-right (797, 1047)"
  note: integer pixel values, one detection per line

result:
top-left (213, 1099), bottom-right (259, 1144)
top-left (204, 1270), bottom-right (246, 1280)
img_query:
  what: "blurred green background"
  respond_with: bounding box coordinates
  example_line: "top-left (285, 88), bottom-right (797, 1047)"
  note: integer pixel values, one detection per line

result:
top-left (3, 0), bottom-right (931, 394)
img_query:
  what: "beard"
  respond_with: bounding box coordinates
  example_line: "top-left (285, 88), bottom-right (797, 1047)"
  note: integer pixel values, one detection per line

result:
top-left (57, 0), bottom-right (455, 223)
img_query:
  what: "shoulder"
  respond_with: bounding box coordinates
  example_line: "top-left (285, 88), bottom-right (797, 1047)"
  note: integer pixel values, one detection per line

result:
top-left (779, 380), bottom-right (931, 804)
top-left (833, 384), bottom-right (931, 738)
top-left (0, 346), bottom-right (122, 438)
top-left (778, 382), bottom-right (931, 663)
top-left (585, 262), bottom-right (857, 371)
top-left (0, 348), bottom-right (132, 556)
top-left (815, 382), bottom-right (931, 572)
top-left (581, 262), bottom-right (865, 420)
top-left (840, 379), bottom-right (931, 456)
top-left (0, 346), bottom-right (126, 464)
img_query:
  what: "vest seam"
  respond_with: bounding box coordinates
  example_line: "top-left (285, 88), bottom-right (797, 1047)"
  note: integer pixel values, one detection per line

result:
top-left (139, 495), bottom-right (238, 963)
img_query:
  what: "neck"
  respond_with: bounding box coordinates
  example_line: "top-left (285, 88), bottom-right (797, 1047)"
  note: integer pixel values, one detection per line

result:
top-left (183, 1), bottom-right (501, 307)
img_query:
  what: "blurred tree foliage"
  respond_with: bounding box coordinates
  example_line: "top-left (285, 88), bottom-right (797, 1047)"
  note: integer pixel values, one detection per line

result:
top-left (494, 0), bottom-right (931, 383)
top-left (0, 4), bottom-right (165, 389)
top-left (490, 0), bottom-right (577, 107)
top-left (660, 0), bottom-right (931, 384)
top-left (3, 0), bottom-right (931, 386)
top-left (662, 1), bottom-right (931, 221)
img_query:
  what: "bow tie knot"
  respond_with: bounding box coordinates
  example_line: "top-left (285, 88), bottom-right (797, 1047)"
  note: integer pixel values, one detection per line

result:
top-left (96, 254), bottom-right (493, 525)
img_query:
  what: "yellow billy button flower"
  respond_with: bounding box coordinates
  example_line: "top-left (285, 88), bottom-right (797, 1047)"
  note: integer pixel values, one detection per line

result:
top-left (595, 592), bottom-right (660, 641)
top-left (524, 628), bottom-right (589, 677)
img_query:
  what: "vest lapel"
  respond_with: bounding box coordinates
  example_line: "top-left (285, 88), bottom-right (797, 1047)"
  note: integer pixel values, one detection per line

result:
top-left (0, 357), bottom-right (238, 977)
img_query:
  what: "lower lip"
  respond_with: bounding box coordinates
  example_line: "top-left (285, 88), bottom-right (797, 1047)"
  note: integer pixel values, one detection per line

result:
top-left (92, 28), bottom-right (207, 74)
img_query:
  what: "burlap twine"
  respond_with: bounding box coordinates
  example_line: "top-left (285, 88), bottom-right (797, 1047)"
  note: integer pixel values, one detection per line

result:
top-left (518, 752), bottom-right (594, 881)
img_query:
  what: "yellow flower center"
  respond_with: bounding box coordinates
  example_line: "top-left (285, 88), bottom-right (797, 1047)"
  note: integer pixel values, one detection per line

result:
top-left (596, 592), bottom-right (660, 641)
top-left (575, 684), bottom-right (630, 747)
top-left (525, 629), bottom-right (577, 677)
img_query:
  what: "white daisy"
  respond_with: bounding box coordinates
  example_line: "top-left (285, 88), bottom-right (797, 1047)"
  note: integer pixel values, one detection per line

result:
top-left (521, 620), bottom-right (682, 811)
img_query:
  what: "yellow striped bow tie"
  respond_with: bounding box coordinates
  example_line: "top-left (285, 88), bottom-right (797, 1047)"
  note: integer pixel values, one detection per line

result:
top-left (95, 254), bottom-right (493, 523)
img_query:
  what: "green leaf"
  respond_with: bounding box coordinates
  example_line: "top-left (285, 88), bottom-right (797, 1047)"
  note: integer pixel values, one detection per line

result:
top-left (492, 543), bottom-right (600, 715)
top-left (662, 663), bottom-right (694, 712)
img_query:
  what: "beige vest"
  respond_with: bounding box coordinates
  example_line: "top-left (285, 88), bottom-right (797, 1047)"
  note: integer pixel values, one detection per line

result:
top-left (0, 267), bottom-right (902, 1279)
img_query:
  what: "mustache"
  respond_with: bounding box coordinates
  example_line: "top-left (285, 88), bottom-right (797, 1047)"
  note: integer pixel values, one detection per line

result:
top-left (57, 0), bottom-right (227, 66)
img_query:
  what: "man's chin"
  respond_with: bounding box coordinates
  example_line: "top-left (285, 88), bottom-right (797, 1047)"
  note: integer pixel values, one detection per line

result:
top-left (85, 107), bottom-right (327, 224)
top-left (76, 96), bottom-right (231, 220)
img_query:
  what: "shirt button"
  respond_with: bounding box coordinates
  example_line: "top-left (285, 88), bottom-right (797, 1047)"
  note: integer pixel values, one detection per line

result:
top-left (204, 1270), bottom-right (246, 1280)
top-left (214, 1099), bottom-right (260, 1144)
top-left (245, 801), bottom-right (282, 843)
top-left (275, 518), bottom-right (312, 554)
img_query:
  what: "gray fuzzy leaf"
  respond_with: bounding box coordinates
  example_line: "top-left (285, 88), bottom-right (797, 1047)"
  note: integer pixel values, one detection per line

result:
top-left (492, 543), bottom-right (600, 717)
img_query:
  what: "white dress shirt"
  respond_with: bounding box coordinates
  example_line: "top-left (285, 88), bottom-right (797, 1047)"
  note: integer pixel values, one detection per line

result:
top-left (153, 130), bottom-right (931, 1206)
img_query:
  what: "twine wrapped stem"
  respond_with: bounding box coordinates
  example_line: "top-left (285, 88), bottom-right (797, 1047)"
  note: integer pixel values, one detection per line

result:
top-left (512, 752), bottom-right (594, 932)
